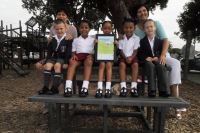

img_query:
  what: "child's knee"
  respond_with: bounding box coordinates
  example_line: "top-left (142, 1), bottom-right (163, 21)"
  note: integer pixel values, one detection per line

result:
top-left (85, 58), bottom-right (93, 66)
top-left (54, 63), bottom-right (62, 71)
top-left (131, 62), bottom-right (138, 69)
top-left (99, 62), bottom-right (105, 70)
top-left (44, 63), bottom-right (53, 70)
top-left (35, 63), bottom-right (42, 70)
top-left (106, 63), bottom-right (112, 70)
top-left (119, 62), bottom-right (126, 68)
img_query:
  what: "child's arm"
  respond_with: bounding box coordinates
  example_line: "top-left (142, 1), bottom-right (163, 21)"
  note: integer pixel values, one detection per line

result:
top-left (45, 41), bottom-right (53, 62)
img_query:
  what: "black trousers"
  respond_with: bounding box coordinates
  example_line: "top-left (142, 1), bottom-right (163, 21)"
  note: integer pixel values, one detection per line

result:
top-left (145, 61), bottom-right (168, 92)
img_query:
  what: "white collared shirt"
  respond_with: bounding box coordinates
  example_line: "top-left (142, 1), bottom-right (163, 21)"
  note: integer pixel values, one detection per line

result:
top-left (53, 33), bottom-right (66, 51)
top-left (119, 34), bottom-right (140, 57)
top-left (72, 35), bottom-right (95, 54)
top-left (148, 37), bottom-right (155, 56)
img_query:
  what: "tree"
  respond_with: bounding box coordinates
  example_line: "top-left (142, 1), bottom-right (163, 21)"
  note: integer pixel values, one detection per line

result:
top-left (22, 0), bottom-right (168, 33)
top-left (177, 0), bottom-right (200, 42)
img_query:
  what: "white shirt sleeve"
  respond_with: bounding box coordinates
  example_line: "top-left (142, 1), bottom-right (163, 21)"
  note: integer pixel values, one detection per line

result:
top-left (133, 37), bottom-right (140, 50)
top-left (72, 39), bottom-right (77, 52)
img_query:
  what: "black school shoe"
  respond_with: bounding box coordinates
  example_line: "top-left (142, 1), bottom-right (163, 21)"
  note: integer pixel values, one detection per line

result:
top-left (64, 87), bottom-right (72, 97)
top-left (38, 86), bottom-right (49, 95)
top-left (159, 91), bottom-right (170, 97)
top-left (95, 89), bottom-right (103, 98)
top-left (47, 86), bottom-right (59, 95)
top-left (119, 87), bottom-right (128, 97)
top-left (148, 90), bottom-right (156, 97)
top-left (79, 87), bottom-right (88, 97)
top-left (104, 89), bottom-right (112, 98)
top-left (130, 87), bottom-right (139, 97)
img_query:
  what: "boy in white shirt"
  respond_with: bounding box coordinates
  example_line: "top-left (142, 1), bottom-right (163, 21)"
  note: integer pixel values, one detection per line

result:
top-left (119, 18), bottom-right (140, 97)
top-left (64, 20), bottom-right (94, 97)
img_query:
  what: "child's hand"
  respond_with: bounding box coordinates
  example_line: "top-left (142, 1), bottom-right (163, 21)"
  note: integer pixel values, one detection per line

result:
top-left (126, 56), bottom-right (133, 64)
top-left (47, 36), bottom-right (53, 44)
top-left (114, 40), bottom-right (119, 47)
top-left (94, 39), bottom-right (98, 45)
top-left (87, 54), bottom-right (93, 60)
top-left (152, 57), bottom-right (159, 62)
top-left (63, 64), bottom-right (68, 69)
top-left (72, 55), bottom-right (78, 60)
top-left (146, 57), bottom-right (152, 62)
top-left (65, 34), bottom-right (73, 40)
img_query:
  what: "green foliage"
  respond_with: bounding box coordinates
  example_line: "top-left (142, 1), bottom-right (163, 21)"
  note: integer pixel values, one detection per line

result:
top-left (177, 0), bottom-right (200, 41)
top-left (21, 0), bottom-right (168, 31)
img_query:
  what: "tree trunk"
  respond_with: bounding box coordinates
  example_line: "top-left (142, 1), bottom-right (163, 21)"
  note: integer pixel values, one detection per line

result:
top-left (183, 30), bottom-right (192, 80)
top-left (106, 0), bottom-right (131, 34)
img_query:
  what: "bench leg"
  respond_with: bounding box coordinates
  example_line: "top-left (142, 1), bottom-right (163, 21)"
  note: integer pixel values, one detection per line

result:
top-left (48, 103), bottom-right (62, 133)
top-left (153, 107), bottom-right (167, 133)
top-left (103, 105), bottom-right (108, 133)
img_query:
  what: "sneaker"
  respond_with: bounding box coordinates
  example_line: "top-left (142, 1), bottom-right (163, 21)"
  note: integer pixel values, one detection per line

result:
top-left (95, 89), bottom-right (103, 98)
top-left (119, 87), bottom-right (127, 97)
top-left (104, 89), bottom-right (112, 98)
top-left (64, 87), bottom-right (72, 97)
top-left (130, 87), bottom-right (139, 97)
top-left (79, 87), bottom-right (88, 97)
top-left (38, 86), bottom-right (49, 95)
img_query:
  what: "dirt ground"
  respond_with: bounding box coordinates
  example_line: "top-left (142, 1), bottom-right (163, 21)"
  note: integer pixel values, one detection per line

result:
top-left (0, 69), bottom-right (200, 133)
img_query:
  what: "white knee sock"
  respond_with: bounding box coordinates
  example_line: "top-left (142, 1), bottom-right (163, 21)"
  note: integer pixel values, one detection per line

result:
top-left (82, 80), bottom-right (89, 89)
top-left (97, 81), bottom-right (103, 90)
top-left (65, 80), bottom-right (72, 88)
top-left (106, 82), bottom-right (111, 90)
top-left (120, 82), bottom-right (126, 89)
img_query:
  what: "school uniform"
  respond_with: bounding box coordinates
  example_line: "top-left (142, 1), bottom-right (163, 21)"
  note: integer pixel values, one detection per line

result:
top-left (138, 36), bottom-right (169, 97)
top-left (72, 35), bottom-right (95, 61)
top-left (118, 34), bottom-right (140, 64)
top-left (40, 34), bottom-right (72, 95)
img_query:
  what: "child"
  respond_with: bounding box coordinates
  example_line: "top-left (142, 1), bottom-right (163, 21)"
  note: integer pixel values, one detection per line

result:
top-left (138, 19), bottom-right (169, 97)
top-left (95, 21), bottom-right (115, 98)
top-left (38, 19), bottom-right (72, 95)
top-left (64, 20), bottom-right (94, 97)
top-left (35, 8), bottom-right (77, 71)
top-left (118, 18), bottom-right (140, 97)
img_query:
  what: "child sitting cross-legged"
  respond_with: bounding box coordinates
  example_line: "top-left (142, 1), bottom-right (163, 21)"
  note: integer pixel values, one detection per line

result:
top-left (38, 19), bottom-right (72, 95)
top-left (64, 20), bottom-right (94, 97)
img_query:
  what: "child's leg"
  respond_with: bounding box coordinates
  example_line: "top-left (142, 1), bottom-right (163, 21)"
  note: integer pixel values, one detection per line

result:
top-left (52, 63), bottom-right (62, 89)
top-left (131, 62), bottom-right (138, 88)
top-left (43, 63), bottom-right (54, 88)
top-left (105, 62), bottom-right (113, 90)
top-left (119, 61), bottom-right (127, 88)
top-left (65, 59), bottom-right (80, 88)
top-left (82, 55), bottom-right (93, 89)
top-left (145, 61), bottom-right (156, 97)
top-left (97, 62), bottom-right (105, 89)
top-left (155, 62), bottom-right (169, 97)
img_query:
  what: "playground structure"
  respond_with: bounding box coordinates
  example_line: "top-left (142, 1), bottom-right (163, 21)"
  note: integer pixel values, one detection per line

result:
top-left (0, 18), bottom-right (48, 76)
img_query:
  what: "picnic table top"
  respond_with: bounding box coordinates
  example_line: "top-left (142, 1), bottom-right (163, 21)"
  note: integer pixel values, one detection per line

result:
top-left (28, 94), bottom-right (189, 108)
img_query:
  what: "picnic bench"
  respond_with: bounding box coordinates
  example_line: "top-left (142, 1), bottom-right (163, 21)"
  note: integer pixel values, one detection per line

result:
top-left (28, 66), bottom-right (189, 133)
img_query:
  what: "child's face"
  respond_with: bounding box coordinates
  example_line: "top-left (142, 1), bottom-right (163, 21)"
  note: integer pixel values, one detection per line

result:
top-left (144, 21), bottom-right (156, 37)
top-left (56, 11), bottom-right (68, 23)
top-left (102, 22), bottom-right (112, 34)
top-left (54, 23), bottom-right (67, 38)
top-left (123, 22), bottom-right (135, 38)
top-left (79, 22), bottom-right (90, 37)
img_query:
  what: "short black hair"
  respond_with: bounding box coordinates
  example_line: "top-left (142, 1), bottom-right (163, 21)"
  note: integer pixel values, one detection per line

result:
top-left (79, 20), bottom-right (92, 28)
top-left (56, 8), bottom-right (69, 16)
top-left (102, 21), bottom-right (113, 27)
top-left (122, 18), bottom-right (136, 25)
top-left (53, 19), bottom-right (65, 26)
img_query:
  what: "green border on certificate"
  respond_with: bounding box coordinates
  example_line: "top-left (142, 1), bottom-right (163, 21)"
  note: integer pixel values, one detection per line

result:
top-left (95, 34), bottom-right (116, 61)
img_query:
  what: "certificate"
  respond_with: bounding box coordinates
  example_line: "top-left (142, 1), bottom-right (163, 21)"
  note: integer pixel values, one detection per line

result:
top-left (95, 34), bottom-right (116, 61)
